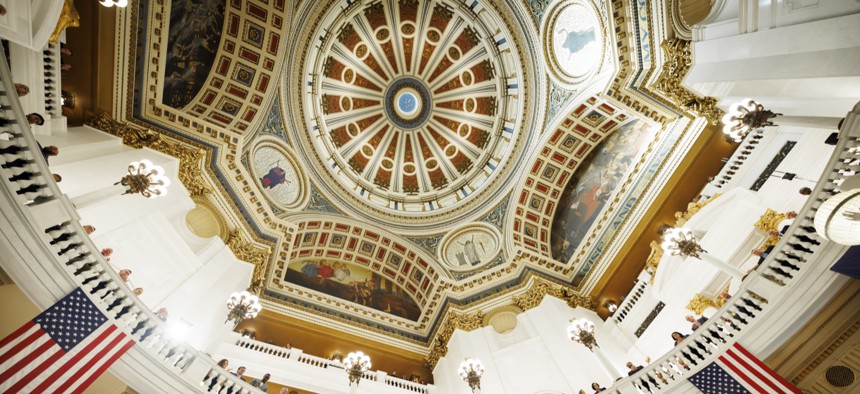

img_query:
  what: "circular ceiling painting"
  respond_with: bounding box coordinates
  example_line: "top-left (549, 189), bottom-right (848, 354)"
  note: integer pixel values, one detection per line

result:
top-left (250, 141), bottom-right (308, 211)
top-left (298, 0), bottom-right (531, 226)
top-left (544, 0), bottom-right (604, 85)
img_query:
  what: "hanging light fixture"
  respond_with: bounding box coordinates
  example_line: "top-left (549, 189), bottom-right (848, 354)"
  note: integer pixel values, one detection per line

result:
top-left (661, 227), bottom-right (705, 259)
top-left (721, 98), bottom-right (780, 142)
top-left (116, 159), bottom-right (170, 198)
top-left (225, 290), bottom-right (262, 327)
top-left (99, 0), bottom-right (129, 7)
top-left (458, 358), bottom-right (484, 393)
top-left (343, 351), bottom-right (371, 386)
top-left (814, 189), bottom-right (860, 245)
top-left (567, 318), bottom-right (598, 351)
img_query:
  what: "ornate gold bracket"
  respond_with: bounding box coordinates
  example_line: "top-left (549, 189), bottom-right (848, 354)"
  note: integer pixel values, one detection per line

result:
top-left (87, 113), bottom-right (212, 196)
top-left (50, 0), bottom-right (80, 44)
top-left (425, 311), bottom-right (483, 368)
top-left (651, 39), bottom-right (724, 125)
top-left (225, 230), bottom-right (272, 295)
top-left (512, 276), bottom-right (595, 311)
top-left (686, 293), bottom-right (719, 315)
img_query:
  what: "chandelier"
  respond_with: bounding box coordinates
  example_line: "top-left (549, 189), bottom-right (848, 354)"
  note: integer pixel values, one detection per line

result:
top-left (116, 159), bottom-right (170, 198)
top-left (344, 351), bottom-right (371, 386)
top-left (567, 318), bottom-right (598, 351)
top-left (458, 358), bottom-right (484, 393)
top-left (661, 227), bottom-right (705, 259)
top-left (225, 290), bottom-right (261, 326)
top-left (721, 98), bottom-right (780, 142)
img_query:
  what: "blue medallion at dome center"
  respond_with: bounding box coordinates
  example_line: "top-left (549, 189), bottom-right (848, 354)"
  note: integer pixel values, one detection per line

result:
top-left (384, 77), bottom-right (432, 129)
top-left (398, 92), bottom-right (418, 114)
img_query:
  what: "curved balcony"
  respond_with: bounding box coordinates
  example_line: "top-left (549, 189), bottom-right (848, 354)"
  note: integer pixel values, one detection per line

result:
top-left (0, 25), bottom-right (856, 392)
top-left (603, 104), bottom-right (859, 393)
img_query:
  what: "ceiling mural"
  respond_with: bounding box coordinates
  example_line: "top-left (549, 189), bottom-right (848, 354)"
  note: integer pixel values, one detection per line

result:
top-left (550, 119), bottom-right (654, 263)
top-left (249, 140), bottom-right (309, 211)
top-left (163, 0), bottom-right (226, 109)
top-left (115, 0), bottom-right (716, 354)
top-left (285, 259), bottom-right (422, 321)
top-left (543, 0), bottom-right (606, 86)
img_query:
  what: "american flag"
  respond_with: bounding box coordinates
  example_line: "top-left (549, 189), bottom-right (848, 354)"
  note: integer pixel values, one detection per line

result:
top-left (689, 343), bottom-right (801, 394)
top-left (0, 288), bottom-right (135, 393)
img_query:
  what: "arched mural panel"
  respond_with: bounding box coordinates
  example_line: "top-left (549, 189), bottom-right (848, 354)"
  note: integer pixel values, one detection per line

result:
top-left (285, 259), bottom-right (422, 322)
top-left (163, 0), bottom-right (226, 109)
top-left (550, 120), bottom-right (655, 263)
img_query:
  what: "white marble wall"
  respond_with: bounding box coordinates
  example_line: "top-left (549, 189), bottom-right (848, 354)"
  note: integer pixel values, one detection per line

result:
top-left (38, 126), bottom-right (253, 352)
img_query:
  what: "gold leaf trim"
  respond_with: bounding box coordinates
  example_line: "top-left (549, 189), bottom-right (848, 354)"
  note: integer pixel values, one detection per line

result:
top-left (651, 39), bottom-right (724, 125)
top-left (86, 113), bottom-right (212, 196)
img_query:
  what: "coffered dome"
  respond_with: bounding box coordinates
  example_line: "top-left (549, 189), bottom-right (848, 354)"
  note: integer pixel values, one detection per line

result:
top-left (290, 0), bottom-right (540, 231)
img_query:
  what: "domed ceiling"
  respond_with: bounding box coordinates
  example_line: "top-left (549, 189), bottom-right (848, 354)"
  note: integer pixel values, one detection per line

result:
top-left (292, 0), bottom-right (535, 231)
top-left (118, 0), bottom-right (715, 357)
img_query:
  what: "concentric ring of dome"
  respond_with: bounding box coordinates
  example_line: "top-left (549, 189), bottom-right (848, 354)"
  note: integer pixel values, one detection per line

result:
top-left (298, 0), bottom-right (531, 225)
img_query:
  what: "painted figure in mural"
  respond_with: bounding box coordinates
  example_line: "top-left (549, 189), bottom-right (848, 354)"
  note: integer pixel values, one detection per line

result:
top-left (300, 261), bottom-right (319, 278)
top-left (260, 162), bottom-right (292, 189)
top-left (557, 27), bottom-right (595, 59)
top-left (332, 262), bottom-right (351, 281)
top-left (352, 279), bottom-right (374, 306)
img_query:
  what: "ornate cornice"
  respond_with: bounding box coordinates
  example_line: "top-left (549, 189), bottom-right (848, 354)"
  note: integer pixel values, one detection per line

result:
top-left (512, 276), bottom-right (595, 311)
top-left (86, 113), bottom-right (212, 197)
top-left (226, 230), bottom-right (272, 295)
top-left (425, 310), bottom-right (483, 368)
top-left (650, 38), bottom-right (723, 125)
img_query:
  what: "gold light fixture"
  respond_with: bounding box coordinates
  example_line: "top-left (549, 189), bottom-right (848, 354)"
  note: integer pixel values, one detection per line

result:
top-left (457, 358), bottom-right (484, 393)
top-left (116, 160), bottom-right (170, 198)
top-left (225, 290), bottom-right (261, 327)
top-left (567, 318), bottom-right (598, 351)
top-left (721, 98), bottom-right (780, 142)
top-left (661, 227), bottom-right (705, 259)
top-left (344, 351), bottom-right (371, 386)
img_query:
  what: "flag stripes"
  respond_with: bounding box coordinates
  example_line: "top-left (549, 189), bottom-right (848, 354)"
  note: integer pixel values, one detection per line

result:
top-left (0, 289), bottom-right (135, 394)
top-left (691, 343), bottom-right (802, 394)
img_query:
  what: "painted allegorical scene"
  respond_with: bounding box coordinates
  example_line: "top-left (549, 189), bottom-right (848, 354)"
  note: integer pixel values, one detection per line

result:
top-left (163, 0), bottom-right (225, 109)
top-left (285, 260), bottom-right (422, 321)
top-left (551, 120), bottom-right (655, 263)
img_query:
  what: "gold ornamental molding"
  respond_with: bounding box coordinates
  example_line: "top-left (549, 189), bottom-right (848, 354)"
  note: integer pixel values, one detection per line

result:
top-left (86, 113), bottom-right (212, 197)
top-left (225, 230), bottom-right (272, 295)
top-left (425, 311), bottom-right (483, 368)
top-left (512, 276), bottom-right (596, 311)
top-left (50, 0), bottom-right (80, 44)
top-left (651, 39), bottom-right (724, 125)
top-left (686, 293), bottom-right (718, 315)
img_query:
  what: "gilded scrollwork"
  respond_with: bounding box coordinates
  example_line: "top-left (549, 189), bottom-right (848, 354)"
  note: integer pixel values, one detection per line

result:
top-left (225, 230), bottom-right (272, 294)
top-left (686, 293), bottom-right (718, 315)
top-left (425, 310), bottom-right (483, 368)
top-left (512, 277), bottom-right (596, 311)
top-left (86, 113), bottom-right (212, 196)
top-left (651, 39), bottom-right (723, 125)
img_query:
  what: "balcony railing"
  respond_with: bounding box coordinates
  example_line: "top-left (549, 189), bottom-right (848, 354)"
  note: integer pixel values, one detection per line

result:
top-left (221, 333), bottom-right (432, 394)
top-left (605, 103), bottom-right (858, 393)
top-left (0, 48), bottom-right (257, 394)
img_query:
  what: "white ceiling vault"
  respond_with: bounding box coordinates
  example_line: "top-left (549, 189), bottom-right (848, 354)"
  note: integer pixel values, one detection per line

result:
top-left (115, 0), bottom-right (713, 355)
